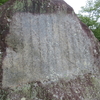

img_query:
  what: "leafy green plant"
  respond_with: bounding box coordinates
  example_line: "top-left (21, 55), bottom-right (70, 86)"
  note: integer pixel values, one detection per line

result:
top-left (78, 0), bottom-right (100, 41)
top-left (0, 0), bottom-right (9, 5)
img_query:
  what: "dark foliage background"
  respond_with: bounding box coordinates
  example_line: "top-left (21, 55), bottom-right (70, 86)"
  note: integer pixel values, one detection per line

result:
top-left (0, 0), bottom-right (9, 5)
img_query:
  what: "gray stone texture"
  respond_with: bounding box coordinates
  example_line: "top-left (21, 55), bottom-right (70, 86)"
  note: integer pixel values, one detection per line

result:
top-left (3, 12), bottom-right (99, 88)
top-left (0, 0), bottom-right (100, 100)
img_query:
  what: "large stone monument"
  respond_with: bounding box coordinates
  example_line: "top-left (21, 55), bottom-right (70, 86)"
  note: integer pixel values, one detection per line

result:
top-left (0, 0), bottom-right (100, 99)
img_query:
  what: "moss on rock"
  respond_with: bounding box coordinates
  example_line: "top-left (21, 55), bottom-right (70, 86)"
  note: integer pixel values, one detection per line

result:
top-left (4, 73), bottom-right (100, 100)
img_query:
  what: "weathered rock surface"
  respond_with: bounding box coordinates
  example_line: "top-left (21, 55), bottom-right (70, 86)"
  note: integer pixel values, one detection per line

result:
top-left (0, 0), bottom-right (100, 100)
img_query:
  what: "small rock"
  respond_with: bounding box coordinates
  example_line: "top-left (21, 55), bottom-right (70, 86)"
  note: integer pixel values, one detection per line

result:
top-left (21, 97), bottom-right (26, 100)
